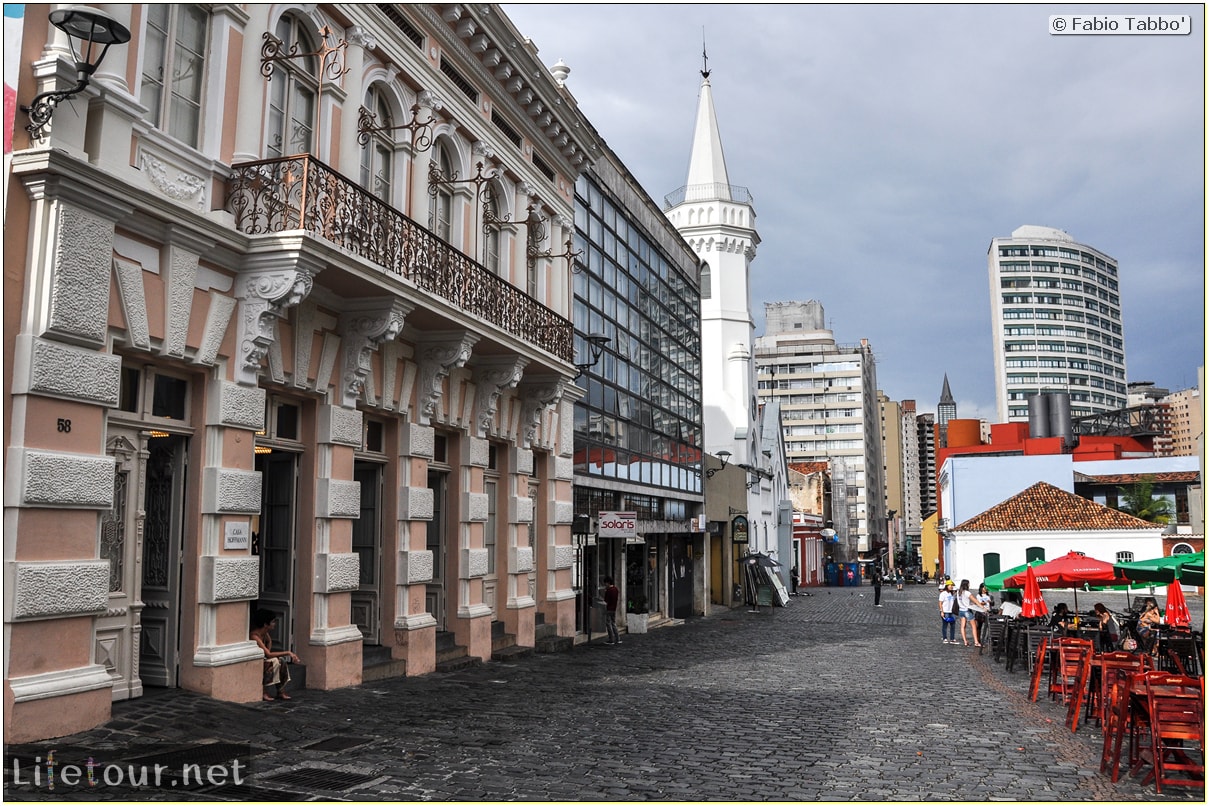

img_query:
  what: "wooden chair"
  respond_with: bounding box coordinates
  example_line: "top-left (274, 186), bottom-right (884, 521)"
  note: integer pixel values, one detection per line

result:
top-left (988, 618), bottom-right (1009, 661)
top-left (1096, 651), bottom-right (1152, 730)
top-left (1131, 672), bottom-right (1204, 793)
top-left (1062, 640), bottom-right (1096, 732)
top-left (1101, 673), bottom-right (1134, 782)
top-left (1159, 634), bottom-right (1201, 677)
top-left (1048, 637), bottom-right (1093, 704)
top-left (1028, 636), bottom-right (1050, 701)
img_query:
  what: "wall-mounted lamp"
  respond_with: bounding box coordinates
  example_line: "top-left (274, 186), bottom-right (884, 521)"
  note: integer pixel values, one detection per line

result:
top-left (23, 6), bottom-right (132, 139)
top-left (705, 450), bottom-right (731, 478)
top-left (574, 333), bottom-right (610, 380)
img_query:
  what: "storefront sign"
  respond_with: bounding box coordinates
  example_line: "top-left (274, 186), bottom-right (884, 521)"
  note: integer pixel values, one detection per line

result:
top-left (731, 515), bottom-right (749, 544)
top-left (598, 511), bottom-right (637, 538)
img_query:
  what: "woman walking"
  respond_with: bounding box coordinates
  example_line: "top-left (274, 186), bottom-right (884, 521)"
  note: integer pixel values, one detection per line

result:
top-left (957, 579), bottom-right (981, 647)
top-left (939, 581), bottom-right (958, 644)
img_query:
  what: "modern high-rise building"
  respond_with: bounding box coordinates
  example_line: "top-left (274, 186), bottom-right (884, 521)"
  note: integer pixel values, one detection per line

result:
top-left (754, 301), bottom-right (884, 558)
top-left (917, 410), bottom-right (938, 519)
top-left (988, 225), bottom-right (1128, 423)
top-left (1162, 386), bottom-right (1203, 458)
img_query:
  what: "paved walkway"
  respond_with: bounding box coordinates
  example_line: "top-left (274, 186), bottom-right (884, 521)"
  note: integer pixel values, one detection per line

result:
top-left (4, 585), bottom-right (1203, 801)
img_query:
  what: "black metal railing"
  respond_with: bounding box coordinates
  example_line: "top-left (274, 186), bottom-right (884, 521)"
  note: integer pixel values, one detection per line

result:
top-left (227, 154), bottom-right (574, 362)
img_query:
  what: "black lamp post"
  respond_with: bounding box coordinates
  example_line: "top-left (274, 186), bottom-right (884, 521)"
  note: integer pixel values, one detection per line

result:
top-left (23, 6), bottom-right (132, 139)
top-left (574, 333), bottom-right (610, 380)
top-left (705, 450), bottom-right (731, 478)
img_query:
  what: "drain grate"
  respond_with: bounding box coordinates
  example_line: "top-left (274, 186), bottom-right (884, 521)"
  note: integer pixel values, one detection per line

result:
top-left (122, 742), bottom-right (258, 769)
top-left (303, 736), bottom-right (373, 752)
top-left (201, 783), bottom-right (310, 801)
top-left (262, 768), bottom-right (378, 791)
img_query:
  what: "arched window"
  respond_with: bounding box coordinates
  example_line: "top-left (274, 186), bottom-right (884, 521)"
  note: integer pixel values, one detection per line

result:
top-left (141, 6), bottom-right (209, 148)
top-left (429, 143), bottom-right (453, 242)
top-left (266, 16), bottom-right (317, 158)
top-left (359, 86), bottom-right (393, 202)
top-left (699, 263), bottom-right (711, 300)
top-left (1025, 546), bottom-right (1046, 563)
top-left (982, 552), bottom-right (1001, 579)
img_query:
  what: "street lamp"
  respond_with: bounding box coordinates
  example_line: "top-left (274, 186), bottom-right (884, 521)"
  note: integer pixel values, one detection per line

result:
top-left (574, 333), bottom-right (610, 380)
top-left (705, 450), bottom-right (731, 478)
top-left (23, 6), bottom-right (132, 139)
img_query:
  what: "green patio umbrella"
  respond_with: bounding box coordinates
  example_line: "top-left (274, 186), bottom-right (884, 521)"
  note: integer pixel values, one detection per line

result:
top-left (1114, 551), bottom-right (1205, 587)
top-left (984, 560), bottom-right (1044, 592)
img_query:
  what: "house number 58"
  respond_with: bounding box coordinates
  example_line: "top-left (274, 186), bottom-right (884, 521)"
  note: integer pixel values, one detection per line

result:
top-left (56, 418), bottom-right (71, 433)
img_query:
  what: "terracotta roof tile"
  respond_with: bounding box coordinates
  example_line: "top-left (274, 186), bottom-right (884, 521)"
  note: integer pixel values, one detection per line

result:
top-left (953, 481), bottom-right (1158, 532)
top-left (789, 462), bottom-right (830, 475)
top-left (1074, 471), bottom-right (1199, 484)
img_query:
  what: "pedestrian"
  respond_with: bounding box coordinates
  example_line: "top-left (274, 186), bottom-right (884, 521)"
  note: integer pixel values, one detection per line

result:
top-left (972, 583), bottom-right (992, 649)
top-left (956, 579), bottom-right (981, 647)
top-left (895, 570), bottom-right (904, 591)
top-left (602, 576), bottom-right (621, 645)
top-left (790, 567), bottom-right (799, 595)
top-left (939, 581), bottom-right (958, 644)
top-left (250, 608), bottom-right (299, 701)
top-left (872, 567), bottom-right (883, 607)
top-left (1093, 602), bottom-right (1121, 651)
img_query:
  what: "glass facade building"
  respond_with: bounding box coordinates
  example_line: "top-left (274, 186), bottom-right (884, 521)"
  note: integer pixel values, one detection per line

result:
top-left (572, 174), bottom-right (704, 498)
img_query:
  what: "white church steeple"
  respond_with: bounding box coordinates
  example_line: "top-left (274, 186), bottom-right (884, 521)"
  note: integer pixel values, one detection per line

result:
top-left (665, 52), bottom-right (761, 471)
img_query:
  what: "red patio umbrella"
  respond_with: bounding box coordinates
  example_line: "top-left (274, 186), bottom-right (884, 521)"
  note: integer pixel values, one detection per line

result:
top-left (1021, 565), bottom-right (1049, 619)
top-left (1165, 580), bottom-right (1191, 629)
top-left (1002, 551), bottom-right (1119, 613)
top-left (1002, 551), bottom-right (1119, 589)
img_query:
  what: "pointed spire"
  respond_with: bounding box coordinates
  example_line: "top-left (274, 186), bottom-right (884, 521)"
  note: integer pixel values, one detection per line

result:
top-left (684, 58), bottom-right (730, 191)
top-left (939, 374), bottom-right (955, 405)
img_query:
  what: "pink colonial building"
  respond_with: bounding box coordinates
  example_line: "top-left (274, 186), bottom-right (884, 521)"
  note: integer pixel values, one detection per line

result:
top-left (4, 3), bottom-right (600, 741)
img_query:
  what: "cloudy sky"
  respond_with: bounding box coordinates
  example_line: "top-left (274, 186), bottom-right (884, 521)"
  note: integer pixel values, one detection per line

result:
top-left (503, 3), bottom-right (1205, 420)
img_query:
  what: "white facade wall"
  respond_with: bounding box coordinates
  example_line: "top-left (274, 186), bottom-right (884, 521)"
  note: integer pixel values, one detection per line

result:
top-left (940, 453), bottom-right (1201, 530)
top-left (949, 529), bottom-right (1164, 589)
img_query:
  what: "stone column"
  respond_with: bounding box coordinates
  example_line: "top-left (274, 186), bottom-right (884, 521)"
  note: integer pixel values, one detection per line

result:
top-left (395, 421), bottom-right (437, 674)
top-left (305, 403), bottom-right (366, 689)
top-left (232, 4), bottom-right (271, 163)
top-left (337, 26), bottom-right (374, 179)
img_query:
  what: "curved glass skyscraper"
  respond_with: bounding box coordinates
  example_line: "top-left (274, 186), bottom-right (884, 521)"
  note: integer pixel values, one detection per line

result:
top-left (988, 225), bottom-right (1128, 422)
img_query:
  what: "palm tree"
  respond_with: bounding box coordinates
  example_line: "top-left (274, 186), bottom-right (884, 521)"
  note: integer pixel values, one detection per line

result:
top-left (1113, 477), bottom-right (1174, 524)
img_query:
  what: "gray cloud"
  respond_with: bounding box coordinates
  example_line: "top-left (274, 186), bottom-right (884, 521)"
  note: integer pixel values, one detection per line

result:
top-left (505, 3), bottom-right (1206, 413)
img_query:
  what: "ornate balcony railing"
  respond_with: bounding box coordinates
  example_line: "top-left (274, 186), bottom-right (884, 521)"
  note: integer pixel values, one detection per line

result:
top-left (227, 154), bottom-right (574, 362)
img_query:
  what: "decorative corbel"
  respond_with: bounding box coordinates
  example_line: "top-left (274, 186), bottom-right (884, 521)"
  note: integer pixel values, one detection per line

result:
top-left (338, 299), bottom-right (413, 408)
top-left (517, 375), bottom-right (567, 449)
top-left (415, 332), bottom-right (480, 426)
top-left (235, 269), bottom-right (315, 386)
top-left (471, 357), bottom-right (528, 438)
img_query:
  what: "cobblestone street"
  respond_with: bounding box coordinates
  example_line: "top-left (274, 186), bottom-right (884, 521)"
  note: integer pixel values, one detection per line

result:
top-left (5, 584), bottom-right (1204, 802)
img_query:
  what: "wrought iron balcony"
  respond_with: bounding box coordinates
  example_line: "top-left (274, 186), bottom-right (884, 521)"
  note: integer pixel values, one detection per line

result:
top-left (227, 154), bottom-right (573, 362)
